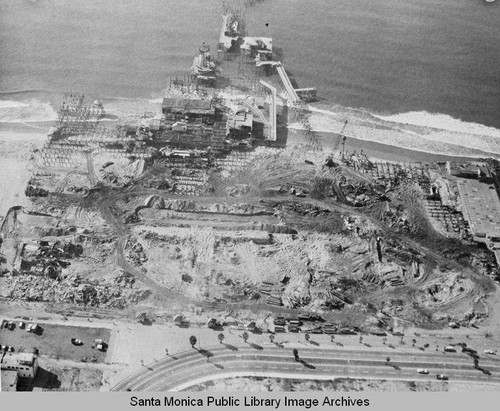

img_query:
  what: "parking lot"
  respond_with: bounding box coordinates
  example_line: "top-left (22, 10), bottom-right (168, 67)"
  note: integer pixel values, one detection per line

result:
top-left (0, 319), bottom-right (111, 363)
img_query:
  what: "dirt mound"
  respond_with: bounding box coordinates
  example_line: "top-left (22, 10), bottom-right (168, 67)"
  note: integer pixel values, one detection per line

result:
top-left (142, 196), bottom-right (270, 216)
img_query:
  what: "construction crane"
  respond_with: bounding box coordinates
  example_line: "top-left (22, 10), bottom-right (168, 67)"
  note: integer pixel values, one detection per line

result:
top-left (332, 120), bottom-right (348, 159)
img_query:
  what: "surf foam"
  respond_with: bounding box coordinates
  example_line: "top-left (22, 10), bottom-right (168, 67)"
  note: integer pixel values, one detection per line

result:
top-left (289, 105), bottom-right (500, 159)
top-left (0, 99), bottom-right (57, 123)
top-left (372, 111), bottom-right (500, 139)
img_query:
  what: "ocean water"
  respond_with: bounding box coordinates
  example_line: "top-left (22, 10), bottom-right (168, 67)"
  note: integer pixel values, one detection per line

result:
top-left (0, 0), bottom-right (499, 149)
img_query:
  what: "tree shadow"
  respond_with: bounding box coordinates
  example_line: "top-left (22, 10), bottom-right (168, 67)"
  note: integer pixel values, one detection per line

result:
top-left (222, 343), bottom-right (238, 351)
top-left (387, 363), bottom-right (401, 371)
top-left (212, 362), bottom-right (225, 369)
top-left (308, 340), bottom-right (320, 346)
top-left (363, 343), bottom-right (372, 348)
top-left (298, 359), bottom-right (316, 369)
top-left (388, 344), bottom-right (396, 349)
top-left (475, 365), bottom-right (491, 375)
top-left (248, 342), bottom-right (264, 351)
top-left (197, 348), bottom-right (214, 359)
top-left (335, 342), bottom-right (344, 347)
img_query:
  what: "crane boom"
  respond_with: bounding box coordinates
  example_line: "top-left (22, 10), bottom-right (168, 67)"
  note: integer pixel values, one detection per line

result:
top-left (333, 120), bottom-right (348, 155)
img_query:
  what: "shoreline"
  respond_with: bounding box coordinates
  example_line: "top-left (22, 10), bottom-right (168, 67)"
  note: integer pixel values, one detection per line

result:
top-left (0, 119), bottom-right (494, 166)
top-left (288, 106), bottom-right (500, 161)
top-left (286, 129), bottom-right (492, 164)
top-left (2, 90), bottom-right (500, 166)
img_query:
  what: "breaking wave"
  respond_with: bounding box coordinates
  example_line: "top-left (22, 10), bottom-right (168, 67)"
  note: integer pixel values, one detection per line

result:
top-left (372, 111), bottom-right (500, 139)
top-left (0, 99), bottom-right (57, 123)
top-left (0, 88), bottom-right (56, 97)
top-left (290, 104), bottom-right (500, 159)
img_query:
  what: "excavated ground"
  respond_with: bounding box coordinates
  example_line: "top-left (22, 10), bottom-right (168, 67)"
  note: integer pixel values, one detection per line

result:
top-left (1, 147), bottom-right (498, 331)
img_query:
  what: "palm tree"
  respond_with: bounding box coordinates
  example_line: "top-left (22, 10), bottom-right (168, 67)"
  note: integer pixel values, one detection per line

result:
top-left (189, 335), bottom-right (197, 348)
top-left (293, 348), bottom-right (299, 361)
top-left (359, 336), bottom-right (363, 344)
top-left (382, 338), bottom-right (387, 345)
top-left (269, 334), bottom-right (275, 344)
top-left (305, 333), bottom-right (310, 342)
top-left (386, 356), bottom-right (390, 364)
top-left (242, 331), bottom-right (249, 343)
top-left (218, 333), bottom-right (225, 344)
top-left (165, 348), bottom-right (169, 356)
top-left (412, 339), bottom-right (416, 347)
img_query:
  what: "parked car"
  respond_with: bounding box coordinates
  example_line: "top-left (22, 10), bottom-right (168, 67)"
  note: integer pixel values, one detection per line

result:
top-left (18, 321), bottom-right (25, 329)
top-left (71, 338), bottom-right (83, 346)
top-left (96, 343), bottom-right (107, 352)
top-left (444, 346), bottom-right (457, 353)
top-left (484, 349), bottom-right (497, 355)
top-left (26, 323), bottom-right (39, 333)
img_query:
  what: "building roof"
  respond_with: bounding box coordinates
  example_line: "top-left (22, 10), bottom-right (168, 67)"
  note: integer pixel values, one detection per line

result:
top-left (457, 178), bottom-right (500, 237)
top-left (228, 111), bottom-right (253, 130)
top-left (1, 352), bottom-right (36, 367)
top-left (162, 98), bottom-right (214, 114)
top-left (448, 161), bottom-right (491, 178)
top-left (240, 37), bottom-right (272, 52)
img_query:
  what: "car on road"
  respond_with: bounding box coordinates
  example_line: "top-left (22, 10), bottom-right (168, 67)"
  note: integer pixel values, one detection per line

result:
top-left (436, 374), bottom-right (449, 380)
top-left (444, 346), bottom-right (457, 352)
top-left (484, 349), bottom-right (497, 355)
top-left (417, 369), bottom-right (429, 374)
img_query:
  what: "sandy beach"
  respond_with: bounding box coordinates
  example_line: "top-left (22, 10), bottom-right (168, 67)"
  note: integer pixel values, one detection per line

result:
top-left (0, 129), bottom-right (47, 217)
top-left (289, 104), bottom-right (500, 160)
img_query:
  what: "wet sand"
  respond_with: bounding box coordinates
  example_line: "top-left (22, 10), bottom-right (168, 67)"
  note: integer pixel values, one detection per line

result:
top-left (287, 129), bottom-right (485, 164)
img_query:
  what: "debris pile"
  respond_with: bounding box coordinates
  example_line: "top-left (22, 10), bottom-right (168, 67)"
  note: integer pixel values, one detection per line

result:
top-left (125, 239), bottom-right (148, 266)
top-left (142, 196), bottom-right (270, 215)
top-left (19, 240), bottom-right (83, 279)
top-left (5, 272), bottom-right (150, 309)
top-left (25, 184), bottom-right (49, 197)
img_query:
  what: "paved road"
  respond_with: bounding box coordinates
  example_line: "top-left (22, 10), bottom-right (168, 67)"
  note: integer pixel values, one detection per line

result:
top-left (112, 344), bottom-right (500, 391)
